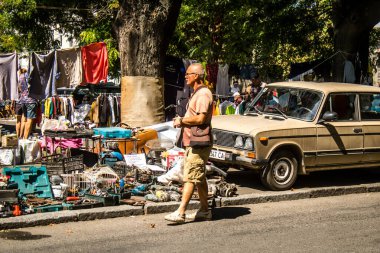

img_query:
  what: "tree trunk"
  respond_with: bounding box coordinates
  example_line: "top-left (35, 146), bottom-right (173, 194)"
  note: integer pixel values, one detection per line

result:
top-left (114, 0), bottom-right (182, 127)
top-left (332, 0), bottom-right (380, 83)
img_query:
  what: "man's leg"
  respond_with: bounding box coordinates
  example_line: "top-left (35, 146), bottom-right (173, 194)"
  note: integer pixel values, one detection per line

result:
top-left (20, 115), bottom-right (26, 139)
top-left (23, 103), bottom-right (36, 139)
top-left (177, 182), bottom-right (195, 215)
top-left (23, 119), bottom-right (34, 139)
top-left (196, 177), bottom-right (209, 212)
top-left (16, 115), bottom-right (22, 138)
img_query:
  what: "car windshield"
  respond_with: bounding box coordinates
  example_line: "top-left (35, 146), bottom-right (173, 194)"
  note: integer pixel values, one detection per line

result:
top-left (246, 86), bottom-right (323, 121)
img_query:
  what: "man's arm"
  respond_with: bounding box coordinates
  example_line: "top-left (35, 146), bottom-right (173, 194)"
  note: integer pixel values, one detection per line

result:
top-left (173, 113), bottom-right (207, 128)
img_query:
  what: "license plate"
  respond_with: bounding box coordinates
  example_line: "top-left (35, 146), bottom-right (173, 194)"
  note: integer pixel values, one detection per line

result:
top-left (210, 149), bottom-right (226, 160)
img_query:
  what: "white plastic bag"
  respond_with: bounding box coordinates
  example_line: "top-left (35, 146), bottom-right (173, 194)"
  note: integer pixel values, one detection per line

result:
top-left (41, 118), bottom-right (69, 135)
top-left (19, 139), bottom-right (41, 163)
top-left (0, 147), bottom-right (21, 165)
top-left (157, 159), bottom-right (184, 185)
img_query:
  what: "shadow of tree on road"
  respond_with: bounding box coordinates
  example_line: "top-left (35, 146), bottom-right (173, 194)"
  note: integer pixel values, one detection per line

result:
top-left (212, 206), bottom-right (251, 220)
top-left (225, 167), bottom-right (380, 193)
top-left (0, 230), bottom-right (51, 240)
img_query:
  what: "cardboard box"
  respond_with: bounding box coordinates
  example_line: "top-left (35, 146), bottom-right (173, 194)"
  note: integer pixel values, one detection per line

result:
top-left (2, 134), bottom-right (18, 147)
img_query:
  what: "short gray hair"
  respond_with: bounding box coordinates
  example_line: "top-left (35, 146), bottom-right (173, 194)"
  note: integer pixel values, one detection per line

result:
top-left (191, 63), bottom-right (205, 80)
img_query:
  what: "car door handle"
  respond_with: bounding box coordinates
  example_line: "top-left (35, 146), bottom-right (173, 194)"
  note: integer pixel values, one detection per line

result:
top-left (353, 128), bottom-right (362, 133)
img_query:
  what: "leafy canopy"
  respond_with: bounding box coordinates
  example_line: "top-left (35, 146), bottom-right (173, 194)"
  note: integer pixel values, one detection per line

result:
top-left (0, 0), bottom-right (379, 80)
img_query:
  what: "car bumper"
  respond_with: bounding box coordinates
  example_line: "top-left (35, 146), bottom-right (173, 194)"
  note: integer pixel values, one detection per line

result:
top-left (209, 149), bottom-right (268, 169)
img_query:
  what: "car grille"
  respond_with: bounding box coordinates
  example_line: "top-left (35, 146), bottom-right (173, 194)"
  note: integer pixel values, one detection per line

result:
top-left (212, 129), bottom-right (236, 148)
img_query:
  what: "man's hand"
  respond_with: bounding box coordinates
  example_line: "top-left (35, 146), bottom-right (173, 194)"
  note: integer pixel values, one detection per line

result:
top-left (173, 117), bottom-right (182, 128)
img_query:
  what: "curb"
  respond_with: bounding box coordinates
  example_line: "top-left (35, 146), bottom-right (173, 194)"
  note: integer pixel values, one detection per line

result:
top-left (220, 183), bottom-right (380, 206)
top-left (1, 183), bottom-right (379, 229)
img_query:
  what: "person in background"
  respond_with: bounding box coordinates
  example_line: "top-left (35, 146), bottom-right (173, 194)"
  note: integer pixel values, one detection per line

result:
top-left (18, 68), bottom-right (38, 139)
top-left (233, 92), bottom-right (243, 114)
top-left (165, 63), bottom-right (213, 223)
top-left (15, 68), bottom-right (25, 138)
top-left (249, 72), bottom-right (266, 102)
top-left (230, 81), bottom-right (240, 94)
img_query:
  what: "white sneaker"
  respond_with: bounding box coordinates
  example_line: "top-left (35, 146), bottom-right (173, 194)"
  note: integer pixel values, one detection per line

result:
top-left (164, 211), bottom-right (185, 223)
top-left (187, 209), bottom-right (212, 221)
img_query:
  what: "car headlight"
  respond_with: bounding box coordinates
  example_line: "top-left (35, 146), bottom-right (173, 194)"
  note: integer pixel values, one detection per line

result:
top-left (234, 136), bottom-right (244, 149)
top-left (244, 138), bottom-right (253, 150)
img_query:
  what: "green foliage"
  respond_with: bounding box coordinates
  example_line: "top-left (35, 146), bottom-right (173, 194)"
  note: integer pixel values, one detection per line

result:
top-left (168, 0), bottom-right (335, 80)
top-left (0, 0), bottom-right (120, 78)
top-left (0, 0), bottom-right (378, 81)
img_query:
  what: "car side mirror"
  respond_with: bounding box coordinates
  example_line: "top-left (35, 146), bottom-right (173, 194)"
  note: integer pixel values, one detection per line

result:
top-left (318, 111), bottom-right (338, 123)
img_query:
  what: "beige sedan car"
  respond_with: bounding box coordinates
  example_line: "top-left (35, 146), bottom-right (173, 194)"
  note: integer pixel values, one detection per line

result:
top-left (210, 82), bottom-right (380, 190)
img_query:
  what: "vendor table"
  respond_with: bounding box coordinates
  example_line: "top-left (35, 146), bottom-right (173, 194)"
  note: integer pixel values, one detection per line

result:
top-left (43, 129), bottom-right (98, 155)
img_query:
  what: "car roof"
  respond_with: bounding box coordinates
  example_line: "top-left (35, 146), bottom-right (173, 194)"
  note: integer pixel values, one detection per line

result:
top-left (268, 81), bottom-right (380, 93)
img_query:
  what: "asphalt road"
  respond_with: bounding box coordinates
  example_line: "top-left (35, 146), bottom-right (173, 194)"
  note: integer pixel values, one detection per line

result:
top-left (1, 192), bottom-right (379, 253)
top-left (226, 167), bottom-right (380, 195)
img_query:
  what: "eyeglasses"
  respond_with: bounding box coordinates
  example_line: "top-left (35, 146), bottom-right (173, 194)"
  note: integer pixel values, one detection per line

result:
top-left (185, 72), bottom-right (197, 76)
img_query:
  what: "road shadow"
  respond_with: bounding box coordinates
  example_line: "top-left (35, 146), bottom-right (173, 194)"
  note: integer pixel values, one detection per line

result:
top-left (295, 168), bottom-right (380, 189)
top-left (212, 206), bottom-right (251, 221)
top-left (225, 167), bottom-right (380, 193)
top-left (0, 230), bottom-right (51, 240)
top-left (166, 207), bottom-right (251, 225)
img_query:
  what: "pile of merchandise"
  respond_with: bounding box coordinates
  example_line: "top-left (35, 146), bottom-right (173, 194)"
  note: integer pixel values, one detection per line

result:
top-left (0, 128), bottom-right (237, 218)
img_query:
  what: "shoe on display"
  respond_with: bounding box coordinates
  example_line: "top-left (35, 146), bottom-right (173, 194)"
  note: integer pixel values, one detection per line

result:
top-left (187, 209), bottom-right (212, 221)
top-left (164, 211), bottom-right (185, 223)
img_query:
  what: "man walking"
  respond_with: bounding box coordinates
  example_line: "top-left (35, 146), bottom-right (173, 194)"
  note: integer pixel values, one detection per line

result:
top-left (165, 63), bottom-right (213, 223)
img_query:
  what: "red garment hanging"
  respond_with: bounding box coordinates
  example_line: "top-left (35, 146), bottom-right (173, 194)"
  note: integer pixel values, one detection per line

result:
top-left (206, 63), bottom-right (218, 86)
top-left (81, 42), bottom-right (109, 84)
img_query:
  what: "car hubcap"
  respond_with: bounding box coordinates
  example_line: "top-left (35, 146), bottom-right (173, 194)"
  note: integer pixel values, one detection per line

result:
top-left (273, 158), bottom-right (293, 185)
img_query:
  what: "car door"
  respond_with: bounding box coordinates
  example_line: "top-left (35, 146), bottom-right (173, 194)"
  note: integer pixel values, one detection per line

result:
top-left (359, 93), bottom-right (380, 163)
top-left (316, 93), bottom-right (363, 166)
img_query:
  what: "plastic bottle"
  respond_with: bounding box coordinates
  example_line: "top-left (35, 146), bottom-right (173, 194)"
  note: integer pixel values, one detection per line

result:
top-left (119, 178), bottom-right (125, 192)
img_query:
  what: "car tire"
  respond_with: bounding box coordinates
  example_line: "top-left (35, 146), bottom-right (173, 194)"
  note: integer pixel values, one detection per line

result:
top-left (260, 150), bottom-right (298, 191)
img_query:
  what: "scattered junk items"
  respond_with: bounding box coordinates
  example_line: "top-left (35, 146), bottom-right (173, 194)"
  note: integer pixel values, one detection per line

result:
top-left (0, 123), bottom-right (237, 218)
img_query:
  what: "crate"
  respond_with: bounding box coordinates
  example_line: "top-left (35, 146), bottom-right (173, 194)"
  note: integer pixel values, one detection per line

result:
top-left (41, 154), bottom-right (65, 176)
top-left (41, 155), bottom-right (84, 175)
top-left (63, 155), bottom-right (84, 173)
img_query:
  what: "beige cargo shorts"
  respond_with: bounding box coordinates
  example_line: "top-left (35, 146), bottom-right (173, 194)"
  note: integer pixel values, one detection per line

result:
top-left (183, 146), bottom-right (212, 183)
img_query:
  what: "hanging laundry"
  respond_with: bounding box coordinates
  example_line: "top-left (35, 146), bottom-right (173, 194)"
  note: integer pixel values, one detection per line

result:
top-left (81, 42), bottom-right (108, 84)
top-left (216, 64), bottom-right (229, 96)
top-left (56, 47), bottom-right (83, 88)
top-left (219, 100), bottom-right (234, 115)
top-left (213, 99), bottom-right (220, 116)
top-left (343, 60), bottom-right (356, 83)
top-left (225, 104), bottom-right (235, 115)
top-left (29, 51), bottom-right (58, 100)
top-left (206, 63), bottom-right (218, 89)
top-left (0, 53), bottom-right (18, 100)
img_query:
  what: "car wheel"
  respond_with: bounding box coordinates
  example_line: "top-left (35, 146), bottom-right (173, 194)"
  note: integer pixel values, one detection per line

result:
top-left (260, 150), bottom-right (298, 191)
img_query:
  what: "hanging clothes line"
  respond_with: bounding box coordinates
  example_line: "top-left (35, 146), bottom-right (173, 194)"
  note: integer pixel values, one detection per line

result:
top-left (289, 50), bottom-right (354, 81)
